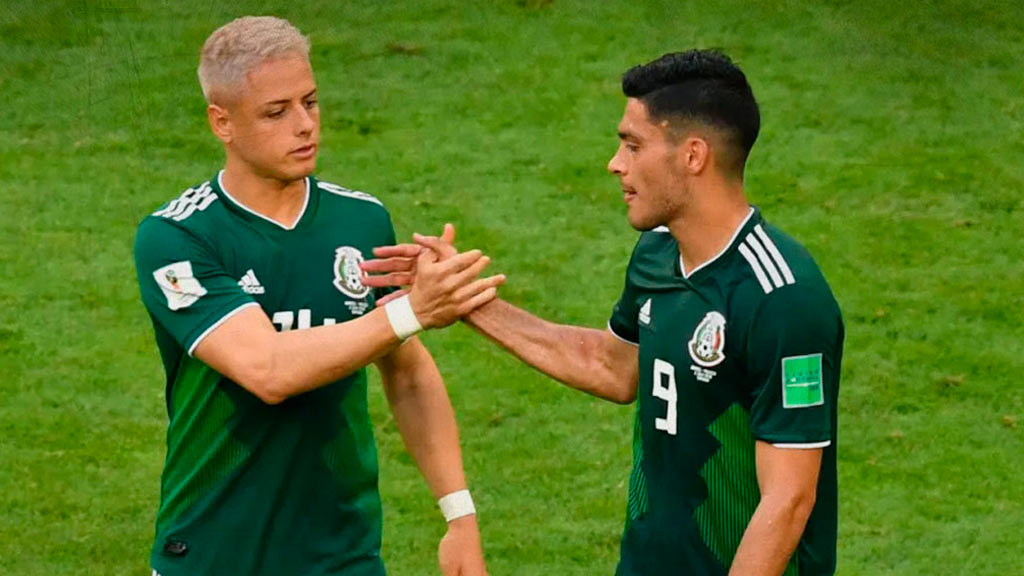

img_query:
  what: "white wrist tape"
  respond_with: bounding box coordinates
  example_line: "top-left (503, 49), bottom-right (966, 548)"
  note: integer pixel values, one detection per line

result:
top-left (384, 295), bottom-right (423, 340)
top-left (438, 489), bottom-right (476, 523)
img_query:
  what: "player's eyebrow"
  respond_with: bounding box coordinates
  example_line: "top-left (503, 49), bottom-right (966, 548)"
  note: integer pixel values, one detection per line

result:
top-left (262, 89), bottom-right (318, 107)
top-left (618, 130), bottom-right (640, 141)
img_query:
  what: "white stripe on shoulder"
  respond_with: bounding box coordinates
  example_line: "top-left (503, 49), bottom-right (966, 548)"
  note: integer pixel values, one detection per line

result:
top-left (772, 440), bottom-right (831, 449)
top-left (318, 182), bottom-right (383, 207)
top-left (754, 225), bottom-right (795, 284)
top-left (738, 243), bottom-right (774, 294)
top-left (744, 234), bottom-right (784, 288)
top-left (651, 226), bottom-right (670, 233)
top-left (153, 183), bottom-right (207, 217)
top-left (153, 182), bottom-right (217, 222)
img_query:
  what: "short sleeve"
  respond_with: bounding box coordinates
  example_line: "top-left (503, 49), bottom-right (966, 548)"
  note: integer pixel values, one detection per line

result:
top-left (608, 245), bottom-right (642, 345)
top-left (134, 218), bottom-right (256, 356)
top-left (371, 212), bottom-right (399, 304)
top-left (746, 285), bottom-right (843, 446)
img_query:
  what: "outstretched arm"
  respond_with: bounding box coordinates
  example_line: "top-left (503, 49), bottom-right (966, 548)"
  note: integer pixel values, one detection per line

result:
top-left (195, 233), bottom-right (504, 404)
top-left (362, 232), bottom-right (638, 403)
top-left (464, 299), bottom-right (639, 404)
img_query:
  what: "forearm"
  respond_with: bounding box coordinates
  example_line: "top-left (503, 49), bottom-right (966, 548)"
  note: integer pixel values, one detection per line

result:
top-left (270, 308), bottom-right (403, 398)
top-left (380, 339), bottom-right (468, 498)
top-left (464, 299), bottom-right (635, 403)
top-left (198, 306), bottom-right (403, 404)
top-left (729, 496), bottom-right (813, 575)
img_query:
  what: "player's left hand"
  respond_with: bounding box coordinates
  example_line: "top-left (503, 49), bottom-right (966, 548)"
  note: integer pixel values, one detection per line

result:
top-left (361, 223), bottom-right (459, 306)
top-left (438, 514), bottom-right (488, 576)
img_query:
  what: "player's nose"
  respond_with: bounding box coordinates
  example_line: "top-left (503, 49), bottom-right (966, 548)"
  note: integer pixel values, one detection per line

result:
top-left (295, 104), bottom-right (315, 135)
top-left (608, 149), bottom-right (625, 175)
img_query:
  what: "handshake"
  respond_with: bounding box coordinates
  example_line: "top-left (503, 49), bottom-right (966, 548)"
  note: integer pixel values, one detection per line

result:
top-left (360, 223), bottom-right (504, 332)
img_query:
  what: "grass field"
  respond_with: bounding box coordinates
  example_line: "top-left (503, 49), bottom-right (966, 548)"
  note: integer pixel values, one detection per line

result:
top-left (1, 1), bottom-right (1022, 574)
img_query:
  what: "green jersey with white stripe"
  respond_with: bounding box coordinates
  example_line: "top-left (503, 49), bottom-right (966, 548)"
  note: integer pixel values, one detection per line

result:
top-left (608, 208), bottom-right (844, 576)
top-left (134, 172), bottom-right (396, 576)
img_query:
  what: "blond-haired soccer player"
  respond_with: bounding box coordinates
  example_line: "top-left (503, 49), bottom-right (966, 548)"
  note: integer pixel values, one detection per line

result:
top-left (134, 16), bottom-right (499, 576)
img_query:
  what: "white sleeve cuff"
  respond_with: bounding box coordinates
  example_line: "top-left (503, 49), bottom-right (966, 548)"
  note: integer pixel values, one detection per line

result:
top-left (771, 440), bottom-right (831, 449)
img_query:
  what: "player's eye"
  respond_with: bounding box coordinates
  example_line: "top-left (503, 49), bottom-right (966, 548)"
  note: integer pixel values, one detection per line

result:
top-left (266, 109), bottom-right (286, 119)
top-left (304, 98), bottom-right (318, 109)
top-left (626, 142), bottom-right (640, 153)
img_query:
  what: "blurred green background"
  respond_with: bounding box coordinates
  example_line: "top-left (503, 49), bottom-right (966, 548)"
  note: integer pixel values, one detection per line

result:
top-left (1, 1), bottom-right (1021, 574)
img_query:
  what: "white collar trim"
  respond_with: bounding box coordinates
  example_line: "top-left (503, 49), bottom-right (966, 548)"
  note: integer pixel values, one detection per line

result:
top-left (679, 207), bottom-right (755, 279)
top-left (217, 170), bottom-right (310, 231)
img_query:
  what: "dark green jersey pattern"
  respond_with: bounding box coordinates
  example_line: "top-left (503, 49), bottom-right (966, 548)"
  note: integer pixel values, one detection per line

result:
top-left (134, 173), bottom-right (397, 576)
top-left (608, 208), bottom-right (844, 576)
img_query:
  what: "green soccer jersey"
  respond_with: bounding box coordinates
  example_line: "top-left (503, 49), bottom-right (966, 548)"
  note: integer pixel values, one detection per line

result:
top-left (608, 208), bottom-right (844, 576)
top-left (134, 172), bottom-right (397, 576)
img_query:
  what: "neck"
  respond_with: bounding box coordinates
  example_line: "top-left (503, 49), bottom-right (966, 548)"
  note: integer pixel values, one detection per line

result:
top-left (221, 157), bottom-right (308, 228)
top-left (668, 179), bottom-right (750, 277)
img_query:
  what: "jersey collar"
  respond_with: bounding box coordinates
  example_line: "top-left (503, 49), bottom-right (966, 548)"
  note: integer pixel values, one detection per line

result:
top-left (677, 206), bottom-right (758, 281)
top-left (214, 170), bottom-right (316, 231)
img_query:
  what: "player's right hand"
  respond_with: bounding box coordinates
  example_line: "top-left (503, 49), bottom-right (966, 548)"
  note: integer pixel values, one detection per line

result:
top-left (404, 225), bottom-right (504, 329)
top-left (361, 223), bottom-right (452, 305)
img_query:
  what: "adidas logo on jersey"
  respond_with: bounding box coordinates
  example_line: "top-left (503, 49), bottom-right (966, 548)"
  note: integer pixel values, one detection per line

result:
top-left (639, 298), bottom-right (652, 325)
top-left (238, 269), bottom-right (265, 295)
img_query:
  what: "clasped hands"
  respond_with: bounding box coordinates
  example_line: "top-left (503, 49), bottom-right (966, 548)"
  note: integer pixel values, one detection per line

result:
top-left (361, 223), bottom-right (498, 329)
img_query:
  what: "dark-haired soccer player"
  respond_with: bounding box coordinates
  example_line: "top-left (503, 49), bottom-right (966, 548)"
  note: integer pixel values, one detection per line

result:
top-left (365, 50), bottom-right (844, 576)
top-left (134, 16), bottom-right (499, 576)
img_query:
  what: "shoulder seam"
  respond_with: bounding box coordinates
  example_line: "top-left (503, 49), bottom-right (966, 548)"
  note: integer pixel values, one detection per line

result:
top-left (152, 182), bottom-right (217, 222)
top-left (317, 181), bottom-right (384, 207)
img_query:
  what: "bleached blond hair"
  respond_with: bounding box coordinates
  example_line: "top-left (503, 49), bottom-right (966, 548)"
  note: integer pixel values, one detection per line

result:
top-left (198, 16), bottom-right (310, 103)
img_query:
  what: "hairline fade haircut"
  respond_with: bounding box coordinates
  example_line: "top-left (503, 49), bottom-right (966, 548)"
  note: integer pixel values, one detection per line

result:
top-left (622, 49), bottom-right (760, 177)
top-left (198, 16), bottom-right (311, 104)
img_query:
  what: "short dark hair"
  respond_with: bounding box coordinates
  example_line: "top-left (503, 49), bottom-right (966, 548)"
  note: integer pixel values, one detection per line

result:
top-left (622, 50), bottom-right (760, 175)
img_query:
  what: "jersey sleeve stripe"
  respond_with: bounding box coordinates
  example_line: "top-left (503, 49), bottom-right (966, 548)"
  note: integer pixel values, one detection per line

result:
top-left (196, 190), bottom-right (218, 211)
top-left (753, 225), bottom-right (796, 284)
top-left (187, 302), bottom-right (261, 357)
top-left (607, 321), bottom-right (639, 346)
top-left (771, 440), bottom-right (831, 449)
top-left (171, 190), bottom-right (213, 222)
top-left (317, 182), bottom-right (384, 207)
top-left (738, 243), bottom-right (774, 294)
top-left (744, 234), bottom-right (785, 288)
top-left (154, 184), bottom-right (205, 217)
top-left (154, 183), bottom-right (217, 222)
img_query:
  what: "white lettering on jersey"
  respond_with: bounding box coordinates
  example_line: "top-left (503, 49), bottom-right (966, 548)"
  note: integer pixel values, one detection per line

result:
top-left (653, 359), bottom-right (678, 436)
top-left (271, 309), bottom-right (336, 332)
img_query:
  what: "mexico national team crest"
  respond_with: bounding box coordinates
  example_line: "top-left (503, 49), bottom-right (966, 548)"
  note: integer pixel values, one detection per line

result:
top-left (333, 246), bottom-right (370, 299)
top-left (688, 311), bottom-right (727, 368)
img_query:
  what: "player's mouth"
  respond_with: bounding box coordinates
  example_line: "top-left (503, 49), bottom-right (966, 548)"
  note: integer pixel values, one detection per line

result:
top-left (623, 188), bottom-right (638, 203)
top-left (290, 143), bottom-right (317, 159)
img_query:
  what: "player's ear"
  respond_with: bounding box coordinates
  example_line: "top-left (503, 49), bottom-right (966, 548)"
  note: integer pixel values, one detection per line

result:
top-left (679, 136), bottom-right (710, 175)
top-left (207, 103), bottom-right (233, 144)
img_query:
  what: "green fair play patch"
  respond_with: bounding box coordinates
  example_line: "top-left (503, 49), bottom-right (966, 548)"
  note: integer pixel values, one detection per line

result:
top-left (781, 354), bottom-right (824, 408)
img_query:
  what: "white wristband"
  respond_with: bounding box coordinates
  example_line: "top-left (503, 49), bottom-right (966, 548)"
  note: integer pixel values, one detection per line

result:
top-left (384, 295), bottom-right (423, 340)
top-left (438, 489), bottom-right (475, 523)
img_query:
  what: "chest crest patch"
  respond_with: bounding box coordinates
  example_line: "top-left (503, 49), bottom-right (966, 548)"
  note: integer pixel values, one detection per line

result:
top-left (688, 311), bottom-right (727, 368)
top-left (333, 246), bottom-right (370, 299)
